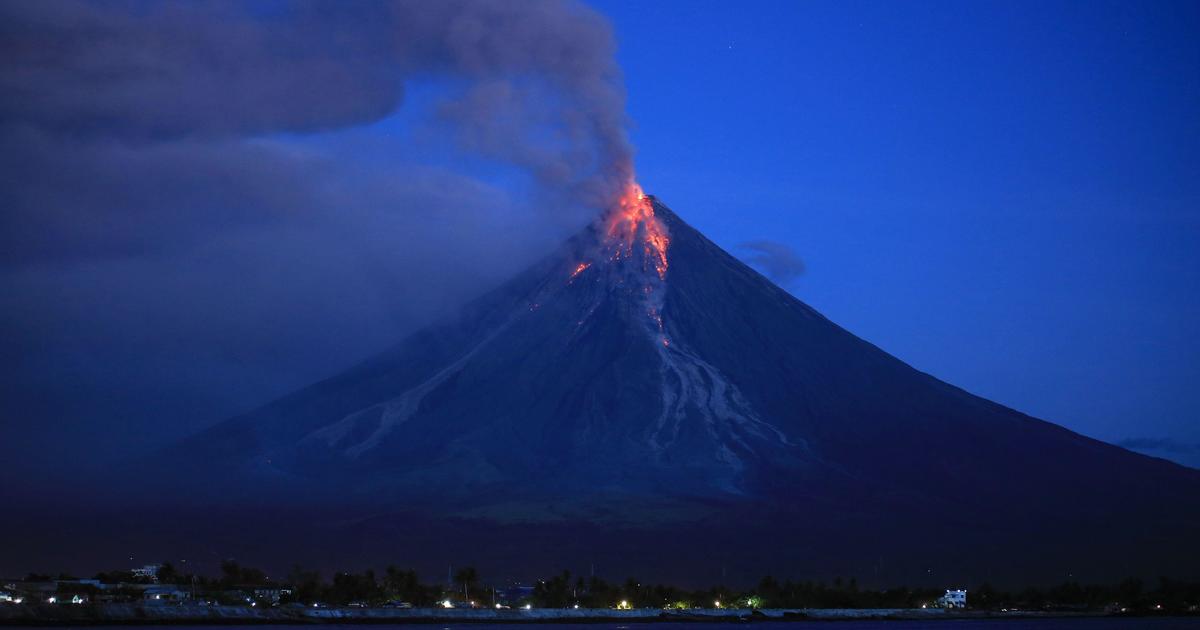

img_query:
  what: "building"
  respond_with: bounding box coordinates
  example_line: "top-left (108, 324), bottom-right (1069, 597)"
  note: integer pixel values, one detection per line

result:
top-left (938, 589), bottom-right (967, 608)
top-left (495, 585), bottom-right (534, 608)
top-left (132, 565), bottom-right (163, 583)
top-left (252, 587), bottom-right (293, 604)
top-left (143, 587), bottom-right (189, 604)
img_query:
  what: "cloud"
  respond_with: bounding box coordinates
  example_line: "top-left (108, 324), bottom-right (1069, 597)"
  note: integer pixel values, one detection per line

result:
top-left (0, 1), bottom-right (402, 140)
top-left (1117, 437), bottom-right (1200, 455)
top-left (737, 240), bottom-right (806, 285)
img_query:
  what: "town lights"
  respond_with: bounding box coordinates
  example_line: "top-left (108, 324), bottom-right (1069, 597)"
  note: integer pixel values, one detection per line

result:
top-left (617, 600), bottom-right (631, 610)
top-left (714, 600), bottom-right (721, 608)
top-left (441, 600), bottom-right (453, 608)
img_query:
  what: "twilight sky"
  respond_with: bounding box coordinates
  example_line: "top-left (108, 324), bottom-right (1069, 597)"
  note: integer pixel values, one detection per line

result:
top-left (597, 0), bottom-right (1200, 466)
top-left (1, 0), bottom-right (1197, 475)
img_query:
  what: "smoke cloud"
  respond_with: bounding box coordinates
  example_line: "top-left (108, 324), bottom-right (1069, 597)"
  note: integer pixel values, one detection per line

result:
top-left (738, 240), bottom-right (807, 285)
top-left (0, 0), bottom-right (637, 473)
top-left (0, 0), bottom-right (633, 206)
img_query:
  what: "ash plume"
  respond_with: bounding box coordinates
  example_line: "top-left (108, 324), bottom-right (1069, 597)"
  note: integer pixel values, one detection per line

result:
top-left (0, 0), bottom-right (638, 472)
top-left (0, 0), bottom-right (634, 211)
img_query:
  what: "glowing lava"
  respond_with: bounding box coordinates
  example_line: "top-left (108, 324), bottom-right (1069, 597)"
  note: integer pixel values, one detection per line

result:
top-left (565, 180), bottom-right (672, 347)
top-left (605, 181), bottom-right (669, 279)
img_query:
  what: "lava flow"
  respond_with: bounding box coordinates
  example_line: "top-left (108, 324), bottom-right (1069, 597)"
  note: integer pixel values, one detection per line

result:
top-left (598, 180), bottom-right (671, 348)
top-left (568, 261), bottom-right (590, 281)
top-left (605, 181), bottom-right (669, 279)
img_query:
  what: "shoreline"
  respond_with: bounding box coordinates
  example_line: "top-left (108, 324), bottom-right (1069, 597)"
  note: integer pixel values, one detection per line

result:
top-left (0, 604), bottom-right (1155, 626)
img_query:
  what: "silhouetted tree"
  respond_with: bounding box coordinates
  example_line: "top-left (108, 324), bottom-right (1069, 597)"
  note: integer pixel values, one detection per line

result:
top-left (453, 566), bottom-right (478, 600)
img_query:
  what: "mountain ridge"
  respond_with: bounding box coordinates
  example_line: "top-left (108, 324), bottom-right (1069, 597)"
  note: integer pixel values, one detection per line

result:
top-left (68, 195), bottom-right (1200, 582)
top-left (171, 198), bottom-right (1198, 507)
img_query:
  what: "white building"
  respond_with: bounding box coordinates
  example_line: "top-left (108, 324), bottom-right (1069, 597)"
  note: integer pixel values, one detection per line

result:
top-left (132, 564), bottom-right (163, 582)
top-left (938, 589), bottom-right (967, 608)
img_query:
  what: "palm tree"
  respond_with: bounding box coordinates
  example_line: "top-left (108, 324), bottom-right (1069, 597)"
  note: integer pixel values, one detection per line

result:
top-left (454, 567), bottom-right (478, 601)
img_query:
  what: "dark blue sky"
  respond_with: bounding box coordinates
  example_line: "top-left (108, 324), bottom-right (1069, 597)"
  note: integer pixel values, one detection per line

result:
top-left (593, 0), bottom-right (1200, 464)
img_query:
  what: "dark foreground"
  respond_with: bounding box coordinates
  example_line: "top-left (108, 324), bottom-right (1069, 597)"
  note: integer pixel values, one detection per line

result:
top-left (2, 606), bottom-right (1199, 627)
top-left (3, 618), bottom-right (1200, 630)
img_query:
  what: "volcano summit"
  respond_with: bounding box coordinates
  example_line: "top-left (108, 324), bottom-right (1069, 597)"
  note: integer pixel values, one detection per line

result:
top-left (157, 193), bottom-right (1199, 583)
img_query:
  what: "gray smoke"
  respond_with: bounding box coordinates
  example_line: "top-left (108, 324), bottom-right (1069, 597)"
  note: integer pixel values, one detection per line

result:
top-left (0, 0), bottom-right (638, 473)
top-left (0, 0), bottom-right (633, 211)
top-left (738, 240), bottom-right (806, 285)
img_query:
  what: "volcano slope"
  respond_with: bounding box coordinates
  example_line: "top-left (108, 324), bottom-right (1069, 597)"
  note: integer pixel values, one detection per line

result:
top-left (148, 195), bottom-right (1199, 584)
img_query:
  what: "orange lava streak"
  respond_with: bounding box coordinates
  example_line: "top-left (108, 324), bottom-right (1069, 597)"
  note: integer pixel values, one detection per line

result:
top-left (569, 261), bottom-right (590, 280)
top-left (605, 181), bottom-right (669, 279)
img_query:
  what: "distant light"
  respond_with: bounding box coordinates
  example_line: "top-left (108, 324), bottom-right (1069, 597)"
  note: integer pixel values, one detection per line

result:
top-left (442, 600), bottom-right (454, 609)
top-left (523, 604), bottom-right (532, 610)
top-left (47, 597), bottom-right (56, 604)
top-left (573, 604), bottom-right (579, 609)
top-left (495, 603), bottom-right (502, 609)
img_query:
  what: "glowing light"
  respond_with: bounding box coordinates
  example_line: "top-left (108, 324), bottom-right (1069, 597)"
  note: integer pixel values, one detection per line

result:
top-left (617, 600), bottom-right (631, 610)
top-left (569, 262), bottom-right (591, 281)
top-left (442, 600), bottom-right (453, 609)
top-left (523, 604), bottom-right (532, 610)
top-left (605, 181), bottom-right (668, 280)
top-left (714, 601), bottom-right (721, 608)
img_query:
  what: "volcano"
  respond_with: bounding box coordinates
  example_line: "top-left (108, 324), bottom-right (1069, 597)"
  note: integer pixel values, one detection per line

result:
top-left (155, 194), bottom-right (1199, 584)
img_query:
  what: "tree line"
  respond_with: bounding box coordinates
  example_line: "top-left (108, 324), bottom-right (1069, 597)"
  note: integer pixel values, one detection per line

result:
top-left (30, 563), bottom-right (1200, 612)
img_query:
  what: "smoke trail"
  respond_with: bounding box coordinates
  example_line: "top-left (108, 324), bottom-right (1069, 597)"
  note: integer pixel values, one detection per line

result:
top-left (0, 0), bottom-right (634, 211)
top-left (0, 0), bottom-right (640, 467)
top-left (408, 0), bottom-right (635, 208)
